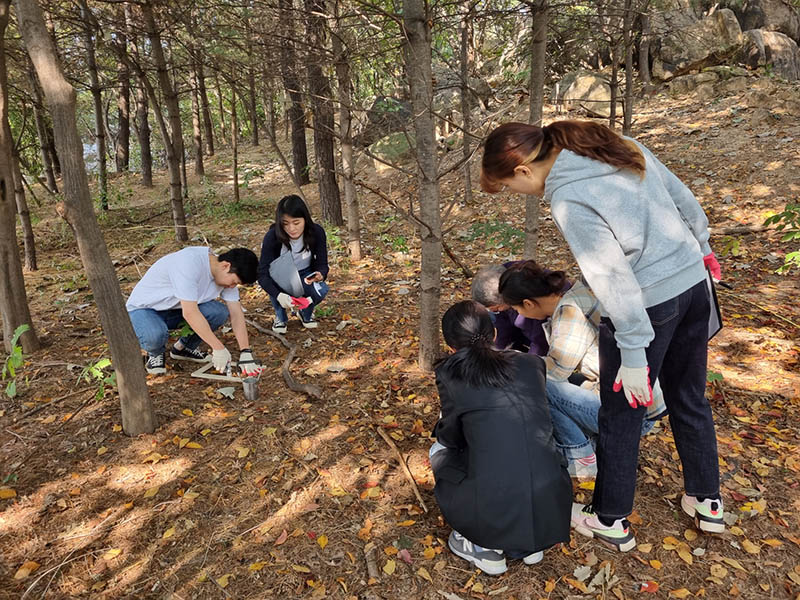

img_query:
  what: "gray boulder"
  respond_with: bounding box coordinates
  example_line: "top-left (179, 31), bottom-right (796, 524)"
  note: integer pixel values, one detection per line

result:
top-left (738, 0), bottom-right (800, 43)
top-left (653, 8), bottom-right (745, 80)
top-left (558, 72), bottom-right (622, 118)
top-left (743, 29), bottom-right (800, 80)
top-left (354, 97), bottom-right (411, 148)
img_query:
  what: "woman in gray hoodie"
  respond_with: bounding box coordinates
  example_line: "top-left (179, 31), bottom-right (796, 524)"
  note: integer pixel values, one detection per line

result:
top-left (480, 120), bottom-right (724, 552)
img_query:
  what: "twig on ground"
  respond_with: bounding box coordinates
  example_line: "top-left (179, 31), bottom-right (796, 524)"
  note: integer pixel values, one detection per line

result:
top-left (245, 318), bottom-right (323, 400)
top-left (375, 426), bottom-right (428, 513)
top-left (719, 290), bottom-right (800, 330)
top-left (18, 387), bottom-right (92, 420)
top-left (364, 541), bottom-right (380, 581)
top-left (207, 573), bottom-right (233, 598)
top-left (21, 549), bottom-right (100, 600)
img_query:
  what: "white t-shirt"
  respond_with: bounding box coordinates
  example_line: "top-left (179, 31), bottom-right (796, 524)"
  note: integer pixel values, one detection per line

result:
top-left (126, 247), bottom-right (239, 311)
top-left (281, 236), bottom-right (312, 272)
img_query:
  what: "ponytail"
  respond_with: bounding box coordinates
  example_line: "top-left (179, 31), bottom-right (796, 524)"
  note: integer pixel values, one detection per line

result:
top-left (438, 301), bottom-right (514, 388)
top-left (481, 120), bottom-right (645, 193)
top-left (499, 260), bottom-right (568, 306)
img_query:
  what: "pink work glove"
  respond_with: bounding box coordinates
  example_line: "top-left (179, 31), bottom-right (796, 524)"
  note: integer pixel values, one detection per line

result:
top-left (290, 296), bottom-right (312, 310)
top-left (703, 252), bottom-right (721, 281)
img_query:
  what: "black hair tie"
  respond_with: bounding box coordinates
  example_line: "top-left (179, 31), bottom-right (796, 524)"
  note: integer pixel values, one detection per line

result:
top-left (469, 333), bottom-right (485, 345)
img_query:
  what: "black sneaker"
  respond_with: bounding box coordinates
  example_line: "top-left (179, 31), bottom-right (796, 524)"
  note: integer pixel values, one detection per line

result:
top-left (271, 320), bottom-right (287, 334)
top-left (145, 353), bottom-right (166, 375)
top-left (169, 345), bottom-right (209, 363)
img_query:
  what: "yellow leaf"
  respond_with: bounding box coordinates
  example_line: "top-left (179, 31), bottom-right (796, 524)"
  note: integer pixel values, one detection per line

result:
top-left (103, 548), bottom-right (122, 560)
top-left (650, 559), bottom-right (663, 570)
top-left (42, 415), bottom-right (56, 424)
top-left (292, 564), bottom-right (311, 573)
top-left (237, 446), bottom-right (250, 458)
top-left (13, 561), bottom-right (40, 580)
top-left (742, 539), bottom-right (760, 554)
top-left (97, 446), bottom-right (108, 456)
top-left (183, 491), bottom-right (200, 500)
top-left (248, 561), bottom-right (266, 572)
top-left (162, 526), bottom-right (175, 539)
top-left (182, 409), bottom-right (194, 416)
top-left (423, 547), bottom-right (436, 559)
top-left (200, 428), bottom-right (211, 436)
top-left (263, 426), bottom-right (277, 436)
top-left (730, 526), bottom-right (744, 536)
top-left (663, 536), bottom-right (680, 548)
top-left (178, 438), bottom-right (189, 449)
top-left (318, 534), bottom-right (328, 549)
top-left (578, 480), bottom-right (595, 490)
top-left (112, 424), bottom-right (122, 432)
top-left (383, 559), bottom-right (396, 575)
top-left (678, 548), bottom-right (693, 565)
top-left (142, 452), bottom-right (165, 464)
top-left (472, 582), bottom-right (484, 593)
top-left (638, 543), bottom-right (653, 553)
top-left (397, 519), bottom-right (415, 527)
top-left (722, 558), bottom-right (746, 571)
top-left (684, 529), bottom-right (698, 541)
top-left (0, 488), bottom-right (17, 499)
top-left (185, 442), bottom-right (202, 449)
top-left (143, 486), bottom-right (159, 498)
top-left (417, 567), bottom-right (433, 583)
top-left (669, 589), bottom-right (691, 598)
top-left (762, 539), bottom-right (782, 547)
top-left (384, 546), bottom-right (398, 556)
top-left (216, 574), bottom-right (232, 588)
top-left (710, 564), bottom-right (728, 578)
top-left (544, 579), bottom-right (557, 592)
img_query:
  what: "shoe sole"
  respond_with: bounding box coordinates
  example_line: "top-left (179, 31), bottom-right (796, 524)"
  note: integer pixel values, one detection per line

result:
top-left (572, 519), bottom-right (637, 552)
top-left (301, 322), bottom-right (318, 329)
top-left (448, 540), bottom-right (507, 575)
top-left (169, 351), bottom-right (210, 363)
top-left (681, 496), bottom-right (725, 533)
top-left (271, 327), bottom-right (287, 334)
top-left (146, 367), bottom-right (167, 375)
top-left (523, 551), bottom-right (544, 565)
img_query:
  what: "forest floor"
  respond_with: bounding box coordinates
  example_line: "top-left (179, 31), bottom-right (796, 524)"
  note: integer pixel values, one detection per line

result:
top-left (1, 75), bottom-right (799, 600)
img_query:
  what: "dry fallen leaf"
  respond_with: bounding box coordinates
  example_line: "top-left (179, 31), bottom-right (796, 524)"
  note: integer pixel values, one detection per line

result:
top-left (544, 579), bottom-right (556, 592)
top-left (0, 488), bottom-right (17, 499)
top-left (742, 539), bottom-right (761, 554)
top-left (42, 414), bottom-right (56, 424)
top-left (143, 486), bottom-right (159, 498)
top-left (383, 560), bottom-right (396, 575)
top-left (185, 441), bottom-right (203, 449)
top-left (317, 534), bottom-right (328, 549)
top-left (274, 529), bottom-right (289, 546)
top-left (423, 547), bottom-right (436, 559)
top-left (292, 564), bottom-right (311, 573)
top-left (162, 526), bottom-right (176, 539)
top-left (669, 589), bottom-right (691, 599)
top-left (182, 408), bottom-right (194, 416)
top-left (237, 446), bottom-right (250, 458)
top-left (710, 564), bottom-right (728, 578)
top-left (14, 561), bottom-right (40, 580)
top-left (249, 561), bottom-right (266, 572)
top-left (650, 559), bottom-right (663, 570)
top-left (640, 581), bottom-right (659, 593)
top-left (397, 519), bottom-right (415, 527)
top-left (684, 529), bottom-right (698, 541)
top-left (97, 446), bottom-right (108, 455)
top-left (417, 567), bottom-right (432, 582)
top-left (216, 573), bottom-right (232, 588)
top-left (103, 548), bottom-right (122, 560)
top-left (357, 518), bottom-right (373, 540)
top-left (638, 543), bottom-right (653, 553)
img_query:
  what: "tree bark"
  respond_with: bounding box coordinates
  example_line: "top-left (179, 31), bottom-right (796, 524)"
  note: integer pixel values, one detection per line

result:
top-left (525, 0), bottom-right (547, 259)
top-left (215, 70), bottom-right (227, 144)
top-left (17, 0), bottom-right (154, 435)
top-left (191, 58), bottom-right (204, 176)
top-left (12, 152), bottom-right (36, 271)
top-left (141, 0), bottom-right (187, 241)
top-left (79, 0), bottom-right (107, 209)
top-left (27, 57), bottom-right (57, 192)
top-left (459, 0), bottom-right (474, 205)
top-left (609, 41), bottom-right (619, 130)
top-left (623, 0), bottom-right (634, 136)
top-left (0, 0), bottom-right (38, 353)
top-left (639, 11), bottom-right (652, 88)
top-left (231, 81), bottom-right (240, 203)
top-left (248, 66), bottom-right (259, 147)
top-left (197, 59), bottom-right (214, 156)
top-left (115, 5), bottom-right (130, 172)
top-left (304, 0), bottom-right (343, 225)
top-left (278, 0), bottom-right (310, 186)
top-left (404, 0), bottom-right (442, 372)
top-left (133, 79), bottom-right (152, 187)
top-left (333, 1), bottom-right (361, 260)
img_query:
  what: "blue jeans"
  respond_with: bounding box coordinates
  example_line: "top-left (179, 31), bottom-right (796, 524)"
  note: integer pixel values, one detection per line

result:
top-left (269, 266), bottom-right (329, 323)
top-left (592, 280), bottom-right (719, 519)
top-left (546, 379), bottom-right (654, 461)
top-left (128, 301), bottom-right (229, 356)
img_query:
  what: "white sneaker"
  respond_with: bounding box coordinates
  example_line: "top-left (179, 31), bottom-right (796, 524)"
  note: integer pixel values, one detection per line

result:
top-left (681, 495), bottom-right (725, 533)
top-left (523, 551), bottom-right (544, 565)
top-left (568, 453), bottom-right (597, 479)
top-left (271, 320), bottom-right (287, 334)
top-left (571, 503), bottom-right (637, 552)
top-left (447, 531), bottom-right (507, 575)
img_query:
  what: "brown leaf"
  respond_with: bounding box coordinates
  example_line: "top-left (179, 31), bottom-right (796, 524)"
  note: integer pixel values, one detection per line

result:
top-left (274, 529), bottom-right (289, 546)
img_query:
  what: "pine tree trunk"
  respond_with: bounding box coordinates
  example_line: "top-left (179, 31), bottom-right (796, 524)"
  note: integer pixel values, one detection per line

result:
top-left (609, 42), bottom-right (619, 130)
top-left (80, 0), bottom-right (107, 209)
top-left (0, 0), bottom-right (38, 353)
top-left (332, 5), bottom-right (361, 260)
top-left (623, 0), bottom-right (634, 136)
top-left (404, 0), bottom-right (442, 372)
top-left (215, 70), bottom-right (227, 144)
top-left (27, 58), bottom-right (57, 192)
top-left (134, 79), bottom-right (152, 187)
top-left (197, 59), bottom-right (214, 156)
top-left (115, 5), bottom-right (130, 172)
top-left (460, 0), bottom-right (473, 206)
top-left (12, 152), bottom-right (36, 271)
top-left (231, 82), bottom-right (240, 203)
top-left (278, 0), bottom-right (310, 186)
top-left (248, 66), bottom-right (259, 147)
top-left (191, 60), bottom-right (204, 176)
top-left (17, 0), bottom-right (154, 435)
top-left (639, 12), bottom-right (652, 88)
top-left (525, 0), bottom-right (547, 260)
top-left (305, 0), bottom-right (342, 225)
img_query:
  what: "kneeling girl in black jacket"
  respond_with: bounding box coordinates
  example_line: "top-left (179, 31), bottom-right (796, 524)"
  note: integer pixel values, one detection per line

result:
top-left (431, 300), bottom-right (572, 575)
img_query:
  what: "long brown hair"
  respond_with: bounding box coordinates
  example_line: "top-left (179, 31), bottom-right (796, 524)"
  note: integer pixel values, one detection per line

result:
top-left (480, 120), bottom-right (645, 193)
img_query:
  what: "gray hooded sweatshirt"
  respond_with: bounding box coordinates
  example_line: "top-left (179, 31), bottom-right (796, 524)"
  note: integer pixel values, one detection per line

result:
top-left (544, 141), bottom-right (711, 370)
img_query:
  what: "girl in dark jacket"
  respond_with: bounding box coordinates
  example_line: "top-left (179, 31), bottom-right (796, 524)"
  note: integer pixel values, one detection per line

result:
top-left (257, 195), bottom-right (329, 333)
top-left (431, 300), bottom-right (572, 575)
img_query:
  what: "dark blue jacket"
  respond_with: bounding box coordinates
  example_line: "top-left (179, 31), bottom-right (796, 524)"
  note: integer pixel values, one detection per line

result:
top-left (257, 223), bottom-right (329, 298)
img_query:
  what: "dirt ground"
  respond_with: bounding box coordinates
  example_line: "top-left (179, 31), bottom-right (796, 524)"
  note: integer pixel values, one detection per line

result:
top-left (1, 75), bottom-right (799, 600)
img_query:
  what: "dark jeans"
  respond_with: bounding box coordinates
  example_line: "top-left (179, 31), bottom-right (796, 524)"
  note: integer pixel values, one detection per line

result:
top-left (592, 280), bottom-right (719, 519)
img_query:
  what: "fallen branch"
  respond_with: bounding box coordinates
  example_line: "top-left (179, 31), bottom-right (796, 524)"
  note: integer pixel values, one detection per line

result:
top-left (17, 387), bottom-right (92, 421)
top-left (711, 224), bottom-right (766, 235)
top-left (245, 318), bottom-right (323, 400)
top-left (364, 541), bottom-right (380, 581)
top-left (718, 290), bottom-right (800, 330)
top-left (375, 426), bottom-right (428, 513)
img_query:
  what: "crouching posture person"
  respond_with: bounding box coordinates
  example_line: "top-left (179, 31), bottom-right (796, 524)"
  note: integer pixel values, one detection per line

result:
top-left (126, 247), bottom-right (264, 377)
top-left (431, 300), bottom-right (571, 575)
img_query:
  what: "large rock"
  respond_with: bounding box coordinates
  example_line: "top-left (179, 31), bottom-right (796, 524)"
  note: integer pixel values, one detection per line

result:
top-left (353, 97), bottom-right (411, 148)
top-left (738, 0), bottom-right (800, 43)
top-left (558, 72), bottom-right (622, 118)
top-left (367, 132), bottom-right (414, 174)
top-left (742, 29), bottom-right (800, 80)
top-left (653, 8), bottom-right (745, 80)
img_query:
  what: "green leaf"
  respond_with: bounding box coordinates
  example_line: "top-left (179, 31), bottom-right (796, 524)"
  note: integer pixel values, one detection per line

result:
top-left (706, 371), bottom-right (724, 383)
top-left (5, 380), bottom-right (17, 399)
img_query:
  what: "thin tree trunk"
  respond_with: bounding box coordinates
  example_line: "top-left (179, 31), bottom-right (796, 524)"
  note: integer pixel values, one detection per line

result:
top-left (305, 0), bottom-right (343, 225)
top-left (231, 82), bottom-right (240, 203)
top-left (623, 0), bottom-right (634, 136)
top-left (609, 42), bottom-right (619, 129)
top-left (215, 70), bottom-right (227, 144)
top-left (191, 59), bottom-right (204, 176)
top-left (459, 0), bottom-right (474, 205)
top-left (0, 0), bottom-right (38, 353)
top-left (134, 80), bottom-right (152, 187)
top-left (12, 152), bottom-right (36, 271)
top-left (115, 5), bottom-right (130, 172)
top-left (141, 0), bottom-right (187, 241)
top-left (404, 0), bottom-right (441, 372)
top-left (278, 0), bottom-right (310, 185)
top-left (525, 0), bottom-right (547, 259)
top-left (639, 11), bottom-right (652, 88)
top-left (80, 0), bottom-right (107, 209)
top-left (27, 58), bottom-right (57, 192)
top-left (17, 0), bottom-right (154, 435)
top-left (248, 66), bottom-right (258, 146)
top-left (262, 76), bottom-right (276, 142)
top-left (197, 59), bottom-right (214, 156)
top-left (333, 2), bottom-right (361, 260)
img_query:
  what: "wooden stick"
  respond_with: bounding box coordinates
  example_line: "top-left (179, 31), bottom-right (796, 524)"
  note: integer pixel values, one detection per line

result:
top-left (17, 387), bottom-right (92, 420)
top-left (375, 426), bottom-right (428, 513)
top-left (364, 541), bottom-right (380, 581)
top-left (245, 318), bottom-right (323, 400)
top-left (718, 290), bottom-right (800, 330)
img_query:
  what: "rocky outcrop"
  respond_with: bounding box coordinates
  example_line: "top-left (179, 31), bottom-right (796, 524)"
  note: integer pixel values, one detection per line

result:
top-left (557, 72), bottom-right (622, 118)
top-left (354, 97), bottom-right (411, 148)
top-left (742, 29), bottom-right (800, 80)
top-left (653, 8), bottom-right (745, 80)
top-left (737, 0), bottom-right (800, 43)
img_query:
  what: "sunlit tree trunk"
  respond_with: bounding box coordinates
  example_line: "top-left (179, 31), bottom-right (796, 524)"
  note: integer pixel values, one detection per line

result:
top-left (525, 0), bottom-right (547, 259)
top-left (404, 0), bottom-right (442, 371)
top-left (17, 0), bottom-right (155, 435)
top-left (198, 59), bottom-right (214, 156)
top-left (231, 82), bottom-right (240, 203)
top-left (215, 70), bottom-right (227, 145)
top-left (80, 0), bottom-right (107, 209)
top-left (623, 0), bottom-right (634, 136)
top-left (12, 152), bottom-right (36, 271)
top-left (115, 5), bottom-right (130, 172)
top-left (191, 56), bottom-right (204, 176)
top-left (460, 0), bottom-right (474, 205)
top-left (27, 58), bottom-right (57, 192)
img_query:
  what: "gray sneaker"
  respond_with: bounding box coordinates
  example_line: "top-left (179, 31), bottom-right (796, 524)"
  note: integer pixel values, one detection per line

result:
top-left (448, 531), bottom-right (507, 575)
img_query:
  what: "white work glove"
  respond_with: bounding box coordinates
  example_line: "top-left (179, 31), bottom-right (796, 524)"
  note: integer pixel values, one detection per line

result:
top-left (212, 348), bottom-right (231, 373)
top-left (276, 292), bottom-right (293, 309)
top-left (238, 349), bottom-right (264, 377)
top-left (613, 365), bottom-right (653, 409)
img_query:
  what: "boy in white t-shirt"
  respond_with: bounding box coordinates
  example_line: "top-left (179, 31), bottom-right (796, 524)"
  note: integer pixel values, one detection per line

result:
top-left (126, 247), bottom-right (263, 376)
